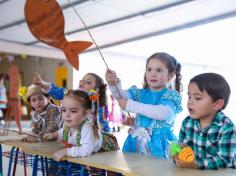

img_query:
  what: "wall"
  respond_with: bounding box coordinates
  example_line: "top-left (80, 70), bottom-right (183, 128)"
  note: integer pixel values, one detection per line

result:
top-left (0, 55), bottom-right (73, 87)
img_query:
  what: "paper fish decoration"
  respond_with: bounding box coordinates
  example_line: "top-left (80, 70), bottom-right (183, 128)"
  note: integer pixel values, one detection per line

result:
top-left (24, 0), bottom-right (93, 70)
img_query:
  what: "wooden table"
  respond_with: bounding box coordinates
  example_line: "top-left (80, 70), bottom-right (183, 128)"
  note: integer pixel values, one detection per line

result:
top-left (0, 138), bottom-right (235, 176)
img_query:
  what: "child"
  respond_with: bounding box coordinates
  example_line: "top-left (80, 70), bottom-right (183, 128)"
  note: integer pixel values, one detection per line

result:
top-left (21, 84), bottom-right (61, 142)
top-left (43, 90), bottom-right (119, 161)
top-left (0, 74), bottom-right (7, 125)
top-left (33, 72), bottom-right (110, 132)
top-left (174, 73), bottom-right (236, 170)
top-left (108, 95), bottom-right (122, 132)
top-left (105, 52), bottom-right (183, 158)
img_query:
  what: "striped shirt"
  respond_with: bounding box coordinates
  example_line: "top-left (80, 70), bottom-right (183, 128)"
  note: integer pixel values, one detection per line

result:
top-left (179, 111), bottom-right (236, 170)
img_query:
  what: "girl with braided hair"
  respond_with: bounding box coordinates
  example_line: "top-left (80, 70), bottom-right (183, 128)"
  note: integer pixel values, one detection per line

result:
top-left (43, 89), bottom-right (118, 161)
top-left (105, 52), bottom-right (183, 158)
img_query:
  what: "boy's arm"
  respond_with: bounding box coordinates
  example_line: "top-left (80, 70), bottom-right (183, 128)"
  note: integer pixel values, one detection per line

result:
top-left (125, 99), bottom-right (175, 121)
top-left (196, 127), bottom-right (236, 170)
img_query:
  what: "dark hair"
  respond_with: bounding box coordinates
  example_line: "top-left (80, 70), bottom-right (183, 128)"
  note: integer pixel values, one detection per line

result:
top-left (143, 52), bottom-right (182, 93)
top-left (29, 94), bottom-right (51, 111)
top-left (0, 73), bottom-right (5, 80)
top-left (65, 89), bottom-right (99, 138)
top-left (28, 93), bottom-right (50, 102)
top-left (190, 73), bottom-right (231, 110)
top-left (66, 89), bottom-right (92, 110)
top-left (87, 73), bottom-right (107, 107)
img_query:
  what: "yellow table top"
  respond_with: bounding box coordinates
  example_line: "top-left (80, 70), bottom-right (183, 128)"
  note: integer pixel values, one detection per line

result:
top-left (1, 138), bottom-right (235, 176)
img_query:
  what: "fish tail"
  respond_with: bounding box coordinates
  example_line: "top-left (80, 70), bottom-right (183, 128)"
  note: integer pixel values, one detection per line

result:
top-left (64, 41), bottom-right (93, 70)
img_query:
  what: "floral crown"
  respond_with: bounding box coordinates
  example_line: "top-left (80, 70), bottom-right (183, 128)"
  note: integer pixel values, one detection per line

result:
top-left (88, 89), bottom-right (99, 102)
top-left (63, 89), bottom-right (99, 102)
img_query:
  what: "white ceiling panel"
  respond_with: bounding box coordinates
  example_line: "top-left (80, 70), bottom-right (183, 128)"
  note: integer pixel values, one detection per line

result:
top-left (0, 0), bottom-right (235, 57)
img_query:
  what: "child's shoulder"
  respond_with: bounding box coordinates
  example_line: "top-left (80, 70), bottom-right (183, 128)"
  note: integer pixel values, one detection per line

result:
top-left (181, 116), bottom-right (193, 125)
top-left (162, 89), bottom-right (181, 99)
top-left (127, 85), bottom-right (141, 100)
top-left (215, 112), bottom-right (235, 131)
top-left (48, 102), bottom-right (59, 108)
top-left (161, 89), bottom-right (183, 113)
top-left (47, 103), bottom-right (60, 112)
top-left (83, 120), bottom-right (93, 128)
top-left (128, 85), bottom-right (139, 92)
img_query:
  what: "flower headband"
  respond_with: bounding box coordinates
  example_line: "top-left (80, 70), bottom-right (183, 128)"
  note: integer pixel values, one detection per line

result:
top-left (63, 89), bottom-right (99, 102)
top-left (88, 89), bottom-right (99, 102)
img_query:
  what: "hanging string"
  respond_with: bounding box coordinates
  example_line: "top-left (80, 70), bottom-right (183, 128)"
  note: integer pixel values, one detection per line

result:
top-left (67, 1), bottom-right (121, 94)
top-left (67, 0), bottom-right (132, 119)
top-left (0, 128), bottom-right (45, 142)
top-left (67, 0), bottom-right (109, 69)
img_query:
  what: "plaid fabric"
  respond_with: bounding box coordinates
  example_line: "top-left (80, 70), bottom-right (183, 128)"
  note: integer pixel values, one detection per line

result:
top-left (179, 111), bottom-right (236, 170)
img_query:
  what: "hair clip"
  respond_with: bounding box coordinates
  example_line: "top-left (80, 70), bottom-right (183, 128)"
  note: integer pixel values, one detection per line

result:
top-left (88, 89), bottom-right (99, 101)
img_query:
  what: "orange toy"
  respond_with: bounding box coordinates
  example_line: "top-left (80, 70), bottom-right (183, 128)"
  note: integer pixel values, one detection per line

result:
top-left (178, 146), bottom-right (195, 163)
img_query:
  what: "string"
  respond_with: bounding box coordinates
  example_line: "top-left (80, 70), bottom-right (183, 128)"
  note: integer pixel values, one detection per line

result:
top-left (67, 0), bottom-right (132, 119)
top-left (67, 0), bottom-right (109, 69)
top-left (0, 128), bottom-right (45, 142)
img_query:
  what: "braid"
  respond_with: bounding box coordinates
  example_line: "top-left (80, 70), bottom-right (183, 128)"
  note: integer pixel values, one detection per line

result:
top-left (143, 52), bottom-right (183, 93)
top-left (88, 73), bottom-right (107, 107)
top-left (175, 63), bottom-right (183, 93)
top-left (92, 101), bottom-right (99, 139)
top-left (98, 84), bottom-right (107, 107)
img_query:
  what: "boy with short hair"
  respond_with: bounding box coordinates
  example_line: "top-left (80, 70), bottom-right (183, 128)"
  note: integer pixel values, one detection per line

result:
top-left (174, 73), bottom-right (236, 170)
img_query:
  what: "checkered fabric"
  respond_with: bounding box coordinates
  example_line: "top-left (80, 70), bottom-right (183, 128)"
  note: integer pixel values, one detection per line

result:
top-left (179, 111), bottom-right (236, 170)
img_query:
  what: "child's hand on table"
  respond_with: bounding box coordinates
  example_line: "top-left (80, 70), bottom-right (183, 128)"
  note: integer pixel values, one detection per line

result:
top-left (52, 149), bottom-right (67, 162)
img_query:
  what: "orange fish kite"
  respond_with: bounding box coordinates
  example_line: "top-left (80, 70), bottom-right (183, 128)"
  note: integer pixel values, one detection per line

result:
top-left (24, 0), bottom-right (93, 70)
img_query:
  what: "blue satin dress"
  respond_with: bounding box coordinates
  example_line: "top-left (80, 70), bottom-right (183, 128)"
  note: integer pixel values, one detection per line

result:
top-left (122, 86), bottom-right (182, 158)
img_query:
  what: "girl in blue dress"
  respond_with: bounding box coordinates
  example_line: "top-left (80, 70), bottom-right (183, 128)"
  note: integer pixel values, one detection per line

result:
top-left (105, 52), bottom-right (183, 158)
top-left (33, 72), bottom-right (110, 133)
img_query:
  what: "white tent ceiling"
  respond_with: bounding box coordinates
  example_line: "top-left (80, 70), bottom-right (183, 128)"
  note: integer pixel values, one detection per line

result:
top-left (0, 0), bottom-right (236, 60)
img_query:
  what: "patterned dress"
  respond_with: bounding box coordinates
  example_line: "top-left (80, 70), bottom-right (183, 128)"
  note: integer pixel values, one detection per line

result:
top-left (61, 121), bottom-right (119, 157)
top-left (122, 86), bottom-right (182, 158)
top-left (31, 103), bottom-right (61, 138)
